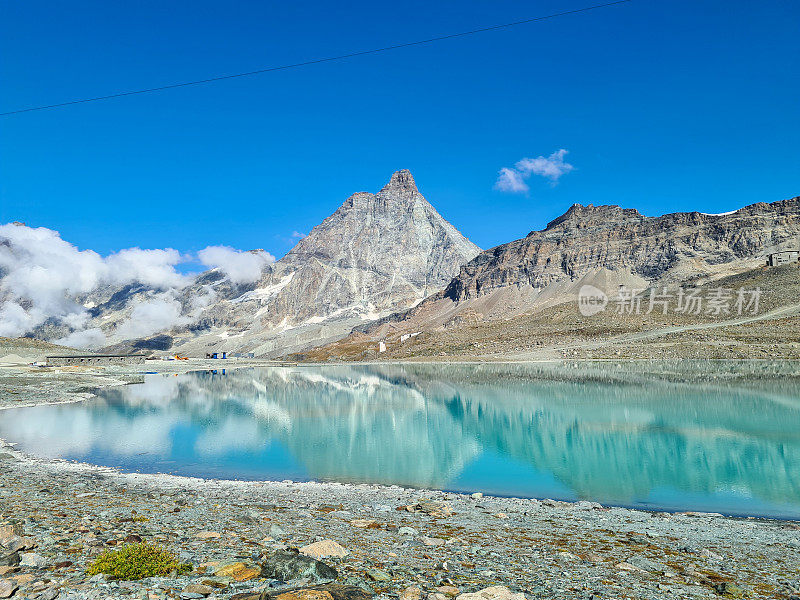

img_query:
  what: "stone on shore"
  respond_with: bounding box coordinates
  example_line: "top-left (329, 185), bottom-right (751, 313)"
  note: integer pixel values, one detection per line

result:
top-left (420, 536), bottom-right (445, 547)
top-left (183, 583), bottom-right (216, 596)
top-left (260, 549), bottom-right (338, 583)
top-left (19, 552), bottom-right (48, 568)
top-left (0, 580), bottom-right (18, 599)
top-left (349, 519), bottom-right (375, 528)
top-left (0, 523), bottom-right (23, 540)
top-left (269, 524), bottom-right (288, 538)
top-left (365, 568), bottom-right (390, 582)
top-left (233, 584), bottom-right (371, 600)
top-left (214, 561), bottom-right (262, 581)
top-left (615, 561), bottom-right (644, 572)
top-left (276, 591), bottom-right (334, 600)
top-left (38, 588), bottom-right (60, 600)
top-left (713, 582), bottom-right (747, 598)
top-left (0, 537), bottom-right (31, 553)
top-left (455, 587), bottom-right (525, 600)
top-left (415, 501), bottom-right (453, 517)
top-left (400, 586), bottom-right (422, 600)
top-left (0, 550), bottom-right (19, 567)
top-left (300, 539), bottom-right (348, 559)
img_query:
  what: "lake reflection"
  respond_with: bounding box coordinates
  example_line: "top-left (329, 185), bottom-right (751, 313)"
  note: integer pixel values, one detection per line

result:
top-left (2, 362), bottom-right (800, 517)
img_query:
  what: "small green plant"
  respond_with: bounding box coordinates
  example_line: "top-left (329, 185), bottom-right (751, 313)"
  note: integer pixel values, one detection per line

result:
top-left (87, 543), bottom-right (191, 580)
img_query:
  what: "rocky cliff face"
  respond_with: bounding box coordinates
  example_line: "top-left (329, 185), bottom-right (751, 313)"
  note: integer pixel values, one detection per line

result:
top-left (252, 169), bottom-right (478, 323)
top-left (162, 170), bottom-right (480, 356)
top-left (444, 197), bottom-right (800, 302)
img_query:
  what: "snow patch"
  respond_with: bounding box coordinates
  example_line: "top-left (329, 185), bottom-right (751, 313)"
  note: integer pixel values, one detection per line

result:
top-left (298, 306), bottom-right (354, 327)
top-left (700, 210), bottom-right (738, 216)
top-left (230, 272), bottom-right (294, 305)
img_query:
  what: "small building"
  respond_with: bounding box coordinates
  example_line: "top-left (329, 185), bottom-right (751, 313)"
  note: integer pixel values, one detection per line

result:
top-left (46, 354), bottom-right (147, 367)
top-left (206, 352), bottom-right (227, 359)
top-left (767, 251), bottom-right (799, 266)
top-left (400, 332), bottom-right (421, 343)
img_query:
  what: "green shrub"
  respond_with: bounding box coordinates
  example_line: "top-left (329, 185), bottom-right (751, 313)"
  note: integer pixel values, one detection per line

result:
top-left (87, 543), bottom-right (191, 580)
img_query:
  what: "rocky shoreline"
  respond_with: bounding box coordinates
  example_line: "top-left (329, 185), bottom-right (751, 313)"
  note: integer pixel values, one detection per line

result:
top-left (1, 362), bottom-right (799, 600)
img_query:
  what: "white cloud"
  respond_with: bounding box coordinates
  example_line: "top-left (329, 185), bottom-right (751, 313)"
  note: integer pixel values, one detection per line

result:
top-left (495, 149), bottom-right (575, 194)
top-left (114, 295), bottom-right (190, 340)
top-left (0, 223), bottom-right (288, 343)
top-left (105, 248), bottom-right (187, 289)
top-left (189, 286), bottom-right (217, 314)
top-left (0, 223), bottom-right (188, 338)
top-left (56, 328), bottom-right (107, 350)
top-left (291, 231), bottom-right (306, 239)
top-left (515, 149), bottom-right (574, 182)
top-left (197, 245), bottom-right (275, 284)
top-left (494, 167), bottom-right (529, 193)
top-left (0, 302), bottom-right (41, 338)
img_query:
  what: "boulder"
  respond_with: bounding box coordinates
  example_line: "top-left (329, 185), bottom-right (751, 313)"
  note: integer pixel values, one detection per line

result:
top-left (1, 536), bottom-right (34, 552)
top-left (184, 583), bottom-right (216, 596)
top-left (260, 549), bottom-right (337, 583)
top-left (455, 587), bottom-right (525, 600)
top-left (38, 588), bottom-right (60, 600)
top-left (300, 540), bottom-right (348, 559)
top-left (415, 501), bottom-right (453, 517)
top-left (233, 584), bottom-right (372, 600)
top-left (420, 536), bottom-right (445, 547)
top-left (274, 591), bottom-right (334, 600)
top-left (0, 550), bottom-right (20, 567)
top-left (348, 519), bottom-right (375, 529)
top-left (400, 587), bottom-right (422, 600)
top-left (20, 552), bottom-right (49, 568)
top-left (214, 561), bottom-right (262, 581)
top-left (0, 580), bottom-right (18, 599)
top-left (365, 569), bottom-right (390, 582)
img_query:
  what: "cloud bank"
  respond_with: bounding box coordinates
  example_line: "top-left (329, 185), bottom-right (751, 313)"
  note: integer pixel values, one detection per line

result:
top-left (0, 223), bottom-right (188, 340)
top-left (0, 223), bottom-right (276, 347)
top-left (197, 246), bottom-right (276, 284)
top-left (495, 149), bottom-right (575, 194)
top-left (114, 295), bottom-right (191, 340)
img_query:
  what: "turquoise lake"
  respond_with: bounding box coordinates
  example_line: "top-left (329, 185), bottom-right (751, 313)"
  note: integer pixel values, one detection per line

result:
top-left (2, 362), bottom-right (800, 518)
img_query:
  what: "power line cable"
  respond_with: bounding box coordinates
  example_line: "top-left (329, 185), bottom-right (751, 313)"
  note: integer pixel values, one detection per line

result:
top-left (0, 0), bottom-right (634, 117)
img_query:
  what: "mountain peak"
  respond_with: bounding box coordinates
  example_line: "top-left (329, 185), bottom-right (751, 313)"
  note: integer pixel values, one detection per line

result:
top-left (381, 169), bottom-right (418, 194)
top-left (543, 203), bottom-right (642, 231)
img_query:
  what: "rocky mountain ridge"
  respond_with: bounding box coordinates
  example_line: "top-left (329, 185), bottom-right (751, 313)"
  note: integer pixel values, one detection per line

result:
top-left (445, 197), bottom-right (800, 302)
top-left (108, 170), bottom-right (480, 357)
top-left (309, 194), bottom-right (800, 360)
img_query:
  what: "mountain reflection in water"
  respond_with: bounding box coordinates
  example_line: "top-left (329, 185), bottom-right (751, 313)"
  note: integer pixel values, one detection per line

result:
top-left (2, 362), bottom-right (799, 517)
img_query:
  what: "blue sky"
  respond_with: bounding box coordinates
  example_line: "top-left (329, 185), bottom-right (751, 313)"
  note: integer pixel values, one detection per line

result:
top-left (1, 0), bottom-right (798, 259)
